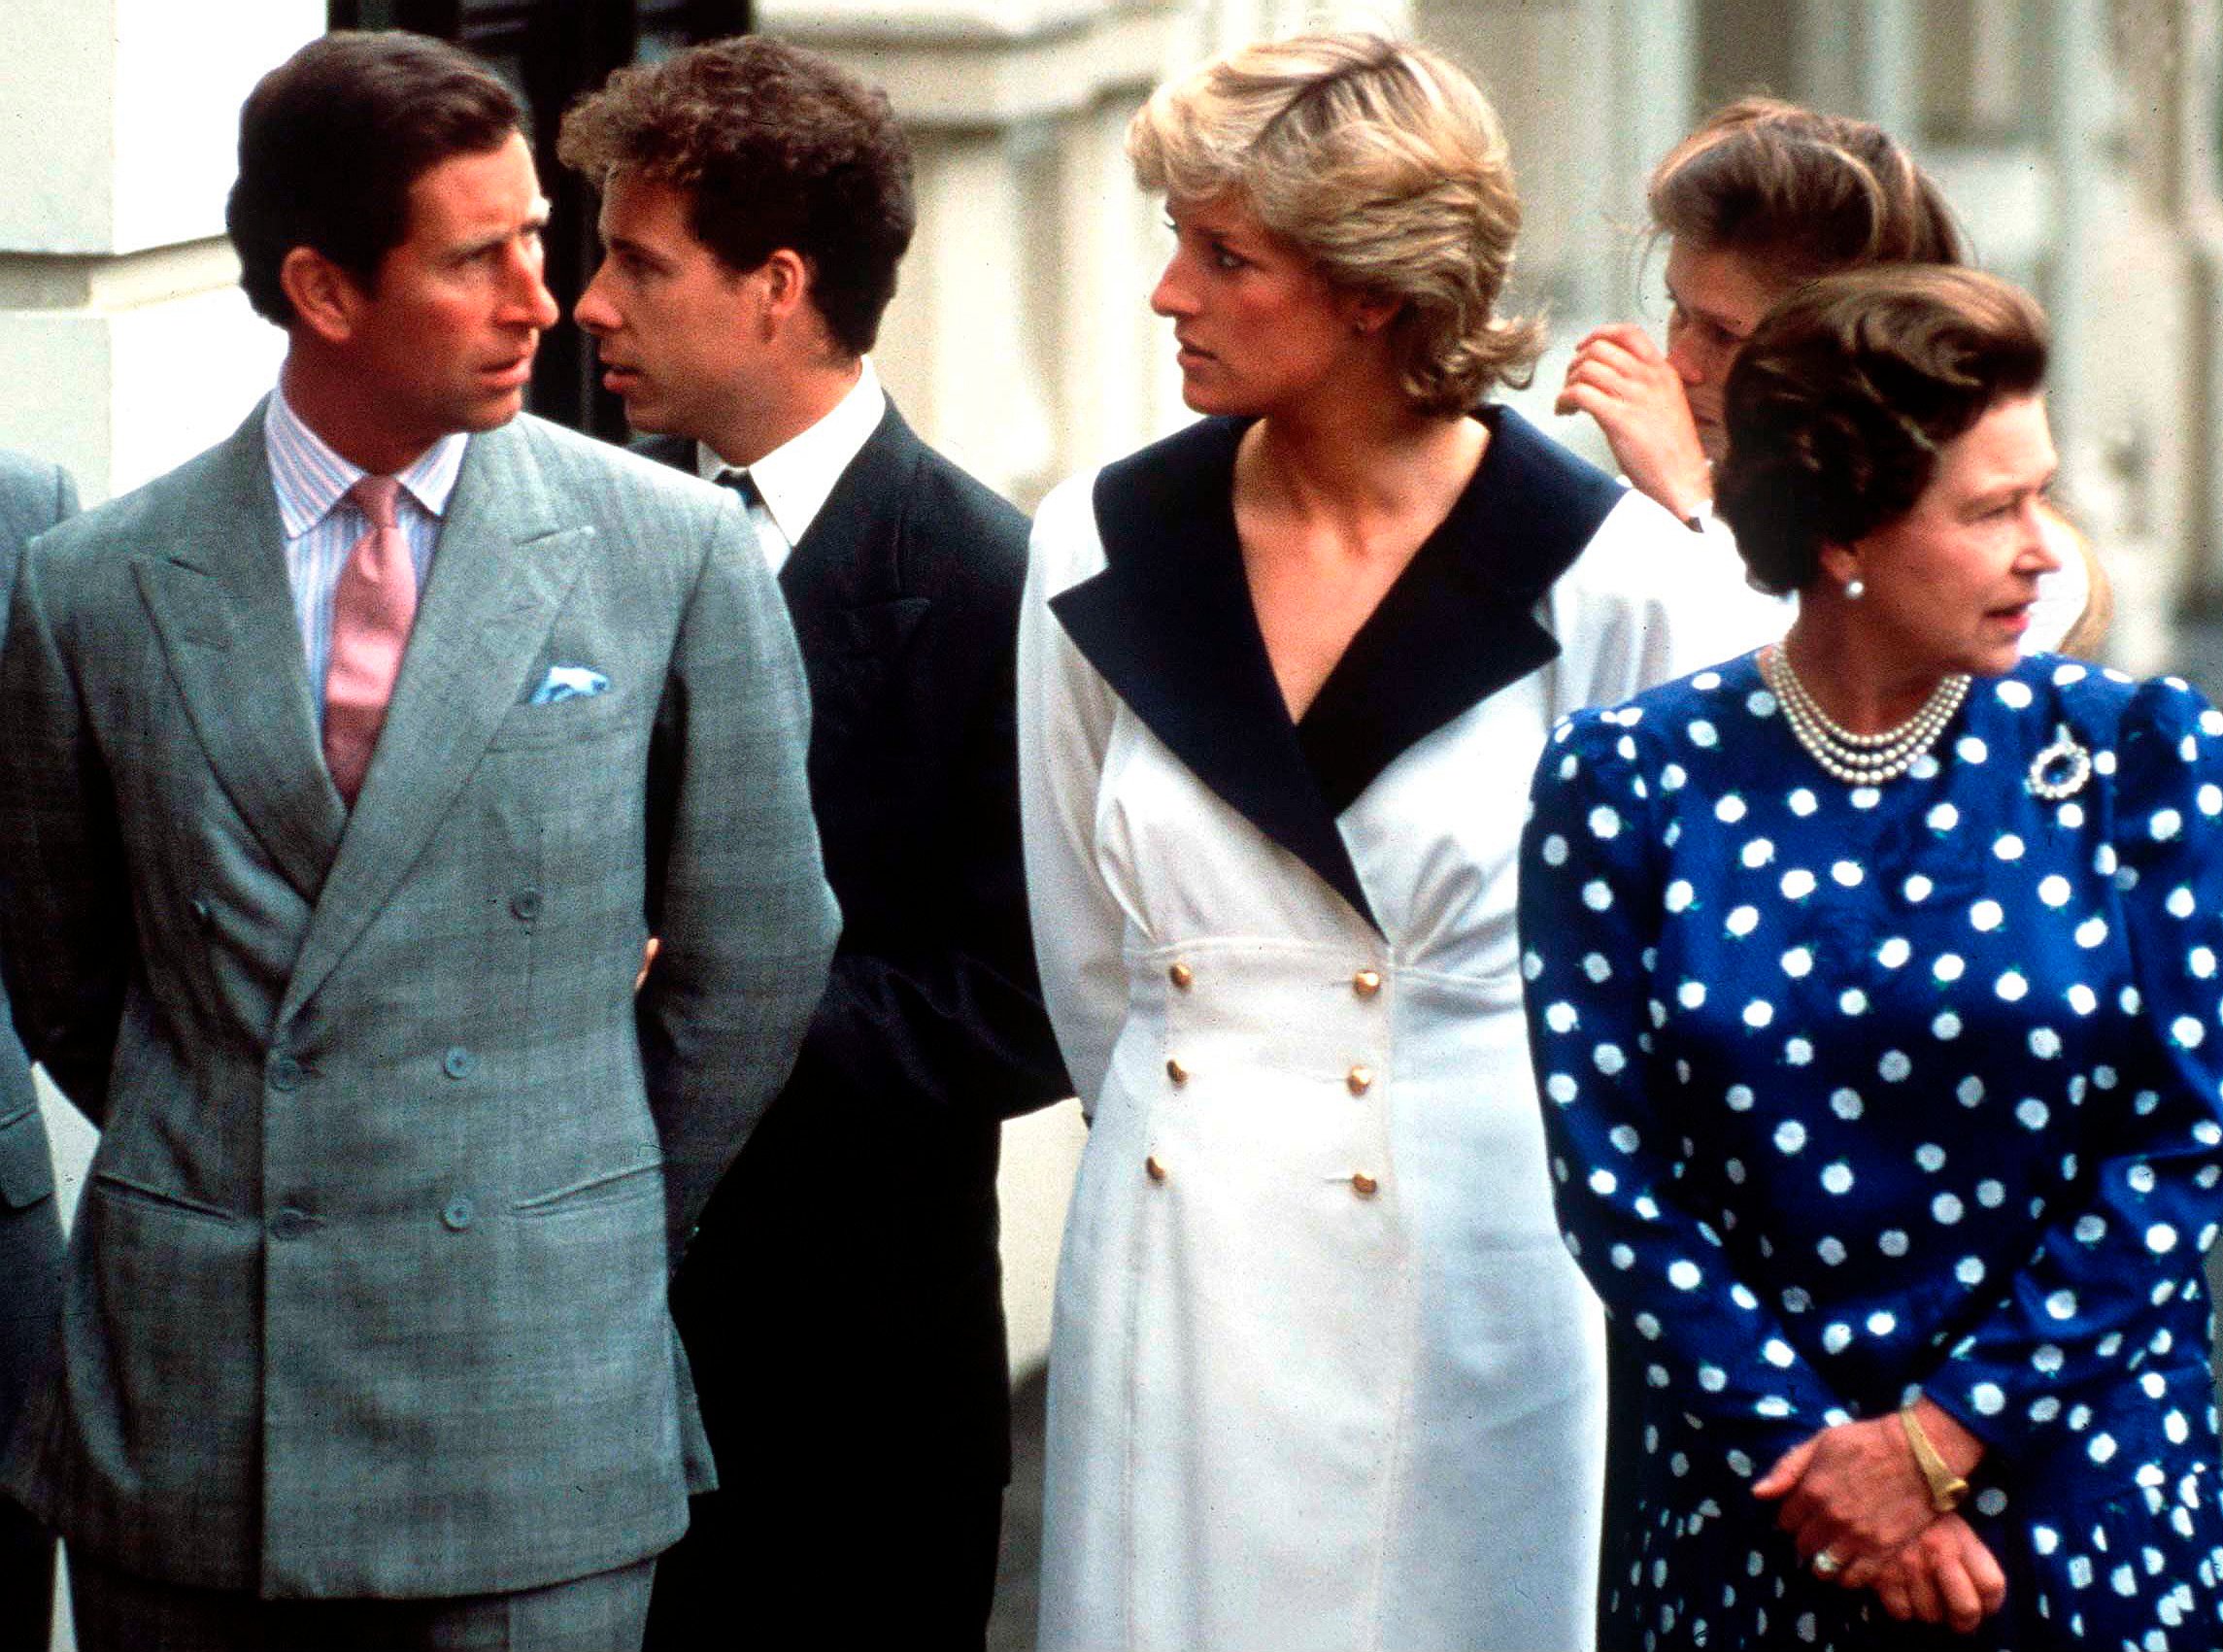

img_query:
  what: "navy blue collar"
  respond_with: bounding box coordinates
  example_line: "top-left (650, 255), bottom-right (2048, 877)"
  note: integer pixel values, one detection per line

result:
top-left (1051, 407), bottom-right (1623, 933)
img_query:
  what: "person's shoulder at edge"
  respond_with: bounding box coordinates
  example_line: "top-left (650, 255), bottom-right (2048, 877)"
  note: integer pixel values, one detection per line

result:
top-left (1564, 475), bottom-right (1790, 622)
top-left (2007, 649), bottom-right (2222, 757)
top-left (886, 424), bottom-right (1031, 601)
top-left (485, 415), bottom-right (757, 612)
top-left (0, 447), bottom-right (72, 504)
top-left (1548, 646), bottom-right (1766, 744)
top-left (905, 427), bottom-right (1027, 541)
top-left (512, 411), bottom-right (729, 513)
top-left (1520, 415), bottom-right (1791, 687)
top-left (1027, 462), bottom-right (1111, 601)
top-left (8, 431), bottom-right (254, 620)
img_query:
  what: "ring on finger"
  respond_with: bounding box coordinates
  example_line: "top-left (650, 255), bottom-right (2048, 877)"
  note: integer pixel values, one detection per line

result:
top-left (1811, 1548), bottom-right (1845, 1579)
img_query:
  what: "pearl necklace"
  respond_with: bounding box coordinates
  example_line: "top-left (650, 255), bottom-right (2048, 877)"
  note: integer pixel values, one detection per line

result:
top-left (1762, 645), bottom-right (1970, 785)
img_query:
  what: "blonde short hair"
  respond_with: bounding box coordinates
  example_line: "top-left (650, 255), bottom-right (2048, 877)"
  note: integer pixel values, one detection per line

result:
top-left (1128, 31), bottom-right (1541, 416)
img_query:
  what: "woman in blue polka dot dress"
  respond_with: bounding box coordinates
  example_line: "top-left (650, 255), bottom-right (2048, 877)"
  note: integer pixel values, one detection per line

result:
top-left (1520, 264), bottom-right (2223, 1649)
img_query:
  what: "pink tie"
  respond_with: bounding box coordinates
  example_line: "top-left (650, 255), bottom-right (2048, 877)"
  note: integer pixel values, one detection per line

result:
top-left (323, 475), bottom-right (416, 806)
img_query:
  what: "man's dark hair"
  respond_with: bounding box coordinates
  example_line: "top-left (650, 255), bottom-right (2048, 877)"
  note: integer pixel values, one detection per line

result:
top-left (557, 36), bottom-right (917, 356)
top-left (227, 31), bottom-right (524, 326)
top-left (1716, 265), bottom-right (2048, 594)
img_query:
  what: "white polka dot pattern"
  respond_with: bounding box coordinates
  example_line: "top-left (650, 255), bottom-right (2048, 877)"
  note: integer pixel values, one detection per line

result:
top-left (1518, 652), bottom-right (2223, 1649)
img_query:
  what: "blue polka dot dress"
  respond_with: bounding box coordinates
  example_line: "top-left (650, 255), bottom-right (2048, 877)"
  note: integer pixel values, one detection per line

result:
top-left (1519, 652), bottom-right (2223, 1650)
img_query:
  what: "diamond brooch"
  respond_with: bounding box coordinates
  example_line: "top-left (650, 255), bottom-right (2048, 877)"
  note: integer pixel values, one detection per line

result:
top-left (2027, 724), bottom-right (2092, 800)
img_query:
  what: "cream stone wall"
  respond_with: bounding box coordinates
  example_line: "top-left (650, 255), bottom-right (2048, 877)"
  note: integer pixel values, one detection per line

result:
top-left (0, 0), bottom-right (316, 500)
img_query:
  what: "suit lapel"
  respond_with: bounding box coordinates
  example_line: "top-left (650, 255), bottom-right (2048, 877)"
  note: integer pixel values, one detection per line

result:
top-left (1054, 418), bottom-right (1382, 930)
top-left (1051, 409), bottom-right (1627, 935)
top-left (132, 408), bottom-right (346, 904)
top-left (1297, 408), bottom-right (1626, 813)
top-left (778, 405), bottom-right (927, 670)
top-left (779, 405), bottom-right (912, 607)
top-left (281, 419), bottom-right (592, 1021)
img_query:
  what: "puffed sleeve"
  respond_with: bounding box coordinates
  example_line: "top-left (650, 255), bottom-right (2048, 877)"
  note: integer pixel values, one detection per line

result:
top-left (1923, 676), bottom-right (2223, 1458)
top-left (1017, 476), bottom-right (1128, 1112)
top-left (1521, 709), bottom-right (1850, 1471)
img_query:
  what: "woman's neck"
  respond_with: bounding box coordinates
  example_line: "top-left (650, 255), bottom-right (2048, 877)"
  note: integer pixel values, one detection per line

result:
top-left (1780, 605), bottom-right (1954, 733)
top-left (1238, 403), bottom-right (1486, 552)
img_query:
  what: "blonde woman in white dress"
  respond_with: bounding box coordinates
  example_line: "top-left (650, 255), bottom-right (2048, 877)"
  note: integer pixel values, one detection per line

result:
top-left (1018, 32), bottom-right (1781, 1650)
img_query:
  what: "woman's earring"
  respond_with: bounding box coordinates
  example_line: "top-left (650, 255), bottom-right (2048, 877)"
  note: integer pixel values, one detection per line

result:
top-left (1844, 577), bottom-right (1866, 600)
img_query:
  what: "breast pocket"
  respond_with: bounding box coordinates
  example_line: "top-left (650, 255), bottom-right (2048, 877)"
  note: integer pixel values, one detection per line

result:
top-left (486, 688), bottom-right (630, 751)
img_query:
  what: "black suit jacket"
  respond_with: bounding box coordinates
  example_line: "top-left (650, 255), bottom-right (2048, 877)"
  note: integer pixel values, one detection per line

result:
top-left (648, 404), bottom-right (1067, 1490)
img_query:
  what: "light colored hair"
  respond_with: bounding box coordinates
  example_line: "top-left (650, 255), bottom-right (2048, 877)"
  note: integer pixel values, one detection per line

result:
top-left (1127, 31), bottom-right (1541, 416)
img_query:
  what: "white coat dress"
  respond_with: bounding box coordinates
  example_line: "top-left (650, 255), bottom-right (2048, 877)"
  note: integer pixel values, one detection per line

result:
top-left (1017, 410), bottom-right (1782, 1652)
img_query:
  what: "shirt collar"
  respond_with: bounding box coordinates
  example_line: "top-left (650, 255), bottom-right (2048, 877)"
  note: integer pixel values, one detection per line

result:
top-left (263, 378), bottom-right (468, 539)
top-left (692, 357), bottom-right (886, 549)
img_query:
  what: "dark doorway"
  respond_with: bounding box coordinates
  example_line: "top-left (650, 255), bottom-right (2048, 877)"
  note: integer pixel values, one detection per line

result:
top-left (328, 1), bottom-right (751, 436)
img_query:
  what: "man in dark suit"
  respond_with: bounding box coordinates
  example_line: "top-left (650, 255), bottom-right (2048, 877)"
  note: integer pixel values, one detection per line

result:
top-left (561, 37), bottom-right (1069, 1648)
top-left (0, 447), bottom-right (75, 1652)
top-left (0, 34), bottom-right (835, 1649)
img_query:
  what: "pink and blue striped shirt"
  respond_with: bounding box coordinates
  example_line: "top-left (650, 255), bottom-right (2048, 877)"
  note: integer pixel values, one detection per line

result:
top-left (261, 383), bottom-right (465, 725)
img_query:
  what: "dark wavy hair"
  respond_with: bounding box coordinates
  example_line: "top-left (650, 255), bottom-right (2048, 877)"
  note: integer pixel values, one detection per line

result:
top-left (227, 32), bottom-right (523, 327)
top-left (557, 36), bottom-right (915, 356)
top-left (1715, 265), bottom-right (2048, 594)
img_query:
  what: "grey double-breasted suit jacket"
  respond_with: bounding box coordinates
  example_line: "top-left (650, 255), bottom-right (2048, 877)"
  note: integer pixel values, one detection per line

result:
top-left (0, 446), bottom-right (75, 1646)
top-left (0, 447), bottom-right (74, 1346)
top-left (0, 405), bottom-right (838, 1600)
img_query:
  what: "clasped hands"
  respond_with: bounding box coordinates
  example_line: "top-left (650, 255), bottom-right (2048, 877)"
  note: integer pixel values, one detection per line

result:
top-left (1753, 1399), bottom-right (2004, 1635)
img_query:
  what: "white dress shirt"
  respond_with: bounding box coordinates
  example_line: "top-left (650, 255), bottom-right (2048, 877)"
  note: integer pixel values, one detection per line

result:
top-left (696, 357), bottom-right (887, 576)
top-left (263, 382), bottom-right (464, 722)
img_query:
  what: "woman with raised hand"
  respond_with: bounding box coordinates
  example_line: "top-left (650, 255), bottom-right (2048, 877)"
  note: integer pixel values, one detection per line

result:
top-left (1018, 30), bottom-right (1778, 1651)
top-left (1558, 96), bottom-right (2101, 655)
top-left (1522, 264), bottom-right (2223, 1648)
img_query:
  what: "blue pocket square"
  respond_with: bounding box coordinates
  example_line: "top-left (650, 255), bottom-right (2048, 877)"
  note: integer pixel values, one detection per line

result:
top-left (529, 665), bottom-right (610, 705)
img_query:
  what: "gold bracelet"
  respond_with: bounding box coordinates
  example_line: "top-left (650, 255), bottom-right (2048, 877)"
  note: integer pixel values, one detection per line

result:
top-left (1899, 1399), bottom-right (1970, 1513)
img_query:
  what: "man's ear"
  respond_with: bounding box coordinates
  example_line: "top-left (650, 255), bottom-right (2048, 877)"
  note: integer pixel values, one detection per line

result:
top-left (280, 246), bottom-right (369, 345)
top-left (754, 248), bottom-right (813, 332)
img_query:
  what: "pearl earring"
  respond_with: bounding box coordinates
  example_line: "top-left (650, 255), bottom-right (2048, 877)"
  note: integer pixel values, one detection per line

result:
top-left (1844, 577), bottom-right (1866, 600)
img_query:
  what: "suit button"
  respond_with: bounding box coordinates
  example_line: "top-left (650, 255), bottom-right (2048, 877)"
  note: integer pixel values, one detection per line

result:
top-left (1165, 1058), bottom-right (1189, 1086)
top-left (1167, 961), bottom-right (1194, 991)
top-left (442, 1197), bottom-right (476, 1231)
top-left (510, 888), bottom-right (542, 922)
top-left (1145, 1155), bottom-right (1168, 1183)
top-left (1350, 1171), bottom-right (1379, 1198)
top-left (1352, 968), bottom-right (1382, 998)
top-left (1346, 1065), bottom-right (1373, 1096)
top-left (189, 898), bottom-right (213, 927)
top-left (443, 1047), bottom-right (475, 1079)
top-left (267, 1054), bottom-right (302, 1092)
top-left (269, 1206), bottom-right (315, 1240)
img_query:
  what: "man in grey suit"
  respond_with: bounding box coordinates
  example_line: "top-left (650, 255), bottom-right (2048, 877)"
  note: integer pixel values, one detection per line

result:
top-left (0, 32), bottom-right (836, 1651)
top-left (0, 447), bottom-right (75, 1652)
